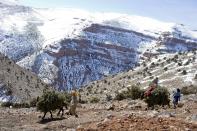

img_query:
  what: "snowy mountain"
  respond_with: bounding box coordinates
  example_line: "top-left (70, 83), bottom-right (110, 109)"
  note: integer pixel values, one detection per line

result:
top-left (0, 2), bottom-right (197, 90)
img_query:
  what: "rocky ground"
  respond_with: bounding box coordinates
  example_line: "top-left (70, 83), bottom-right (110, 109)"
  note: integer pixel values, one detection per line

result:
top-left (1, 94), bottom-right (197, 131)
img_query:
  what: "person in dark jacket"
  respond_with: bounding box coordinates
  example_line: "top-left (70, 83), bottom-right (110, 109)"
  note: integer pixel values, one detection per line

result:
top-left (152, 77), bottom-right (159, 86)
top-left (173, 88), bottom-right (181, 109)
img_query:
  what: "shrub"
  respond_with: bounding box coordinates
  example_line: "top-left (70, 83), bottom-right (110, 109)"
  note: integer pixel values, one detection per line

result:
top-left (181, 85), bottom-right (197, 95)
top-left (178, 62), bottom-right (182, 66)
top-left (1, 102), bottom-right (13, 107)
top-left (164, 67), bottom-right (168, 71)
top-left (174, 54), bottom-right (179, 59)
top-left (126, 85), bottom-right (144, 100)
top-left (114, 86), bottom-right (144, 101)
top-left (5, 89), bottom-right (12, 96)
top-left (166, 59), bottom-right (171, 63)
top-left (87, 87), bottom-right (92, 93)
top-left (79, 99), bottom-right (88, 104)
top-left (1, 102), bottom-right (30, 108)
top-left (182, 70), bottom-right (187, 75)
top-left (106, 94), bottom-right (113, 101)
top-left (89, 97), bottom-right (100, 103)
top-left (150, 62), bottom-right (155, 68)
top-left (114, 91), bottom-right (127, 101)
top-left (194, 74), bottom-right (197, 79)
top-left (13, 102), bottom-right (30, 108)
top-left (144, 86), bottom-right (170, 109)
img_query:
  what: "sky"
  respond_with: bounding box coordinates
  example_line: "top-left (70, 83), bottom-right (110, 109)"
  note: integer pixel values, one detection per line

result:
top-left (20, 0), bottom-right (197, 29)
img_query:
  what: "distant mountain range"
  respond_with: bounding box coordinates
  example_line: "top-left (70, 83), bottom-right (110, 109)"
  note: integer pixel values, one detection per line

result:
top-left (0, 1), bottom-right (197, 92)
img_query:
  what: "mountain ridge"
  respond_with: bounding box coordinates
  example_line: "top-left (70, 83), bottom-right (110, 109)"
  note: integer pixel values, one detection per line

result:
top-left (0, 3), bottom-right (197, 91)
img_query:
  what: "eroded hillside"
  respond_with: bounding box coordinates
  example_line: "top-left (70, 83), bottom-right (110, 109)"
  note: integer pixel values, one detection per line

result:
top-left (0, 53), bottom-right (52, 103)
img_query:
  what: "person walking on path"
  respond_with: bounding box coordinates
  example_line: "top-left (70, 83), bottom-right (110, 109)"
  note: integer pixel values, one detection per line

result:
top-left (68, 89), bottom-right (78, 117)
top-left (173, 88), bottom-right (181, 109)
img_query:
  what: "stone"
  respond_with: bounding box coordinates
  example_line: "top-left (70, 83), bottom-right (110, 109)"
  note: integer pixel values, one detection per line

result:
top-left (191, 115), bottom-right (197, 121)
top-left (103, 118), bottom-right (110, 123)
top-left (107, 114), bottom-right (114, 119)
top-left (158, 112), bottom-right (176, 118)
top-left (66, 128), bottom-right (76, 131)
top-left (76, 125), bottom-right (84, 130)
top-left (107, 104), bottom-right (115, 111)
top-left (128, 100), bottom-right (137, 105)
top-left (147, 110), bottom-right (158, 117)
top-left (96, 122), bottom-right (103, 127)
top-left (177, 103), bottom-right (184, 108)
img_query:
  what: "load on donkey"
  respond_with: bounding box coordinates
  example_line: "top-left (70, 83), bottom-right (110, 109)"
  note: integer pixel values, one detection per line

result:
top-left (144, 77), bottom-right (159, 97)
top-left (143, 77), bottom-right (170, 109)
top-left (36, 90), bottom-right (73, 120)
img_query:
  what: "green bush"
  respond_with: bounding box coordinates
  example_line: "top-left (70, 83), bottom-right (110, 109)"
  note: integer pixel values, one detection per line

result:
top-left (114, 91), bottom-right (126, 101)
top-left (178, 62), bottom-right (182, 66)
top-left (89, 96), bottom-right (100, 103)
top-left (78, 93), bottom-right (87, 104)
top-left (126, 86), bottom-right (144, 100)
top-left (1, 102), bottom-right (13, 107)
top-left (13, 102), bottom-right (30, 108)
top-left (181, 85), bottom-right (197, 95)
top-left (106, 94), bottom-right (113, 101)
top-left (1, 102), bottom-right (30, 108)
top-left (79, 99), bottom-right (88, 104)
top-left (144, 86), bottom-right (170, 109)
top-left (164, 67), bottom-right (168, 71)
top-left (114, 85), bottom-right (144, 101)
top-left (182, 70), bottom-right (187, 75)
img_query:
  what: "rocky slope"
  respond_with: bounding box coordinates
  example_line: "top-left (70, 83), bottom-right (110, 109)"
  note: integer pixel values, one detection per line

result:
top-left (0, 1), bottom-right (197, 91)
top-left (80, 50), bottom-right (197, 102)
top-left (0, 53), bottom-right (52, 103)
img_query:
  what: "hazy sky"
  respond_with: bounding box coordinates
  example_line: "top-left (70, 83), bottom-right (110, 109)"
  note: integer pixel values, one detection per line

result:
top-left (20, 0), bottom-right (197, 29)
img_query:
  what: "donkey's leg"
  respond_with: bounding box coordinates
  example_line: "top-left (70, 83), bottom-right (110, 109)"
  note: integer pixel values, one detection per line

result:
top-left (49, 111), bottom-right (53, 119)
top-left (57, 109), bottom-right (61, 116)
top-left (42, 112), bottom-right (47, 120)
top-left (61, 107), bottom-right (64, 117)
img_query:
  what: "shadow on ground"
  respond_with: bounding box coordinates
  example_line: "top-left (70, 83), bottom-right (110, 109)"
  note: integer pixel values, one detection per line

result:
top-left (38, 117), bottom-right (66, 124)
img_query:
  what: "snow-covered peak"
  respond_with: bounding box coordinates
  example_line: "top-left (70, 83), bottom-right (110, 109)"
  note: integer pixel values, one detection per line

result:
top-left (0, 0), bottom-right (19, 5)
top-left (92, 13), bottom-right (175, 35)
top-left (30, 8), bottom-right (183, 48)
top-left (1, 3), bottom-right (197, 47)
top-left (171, 24), bottom-right (197, 41)
top-left (35, 8), bottom-right (177, 38)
